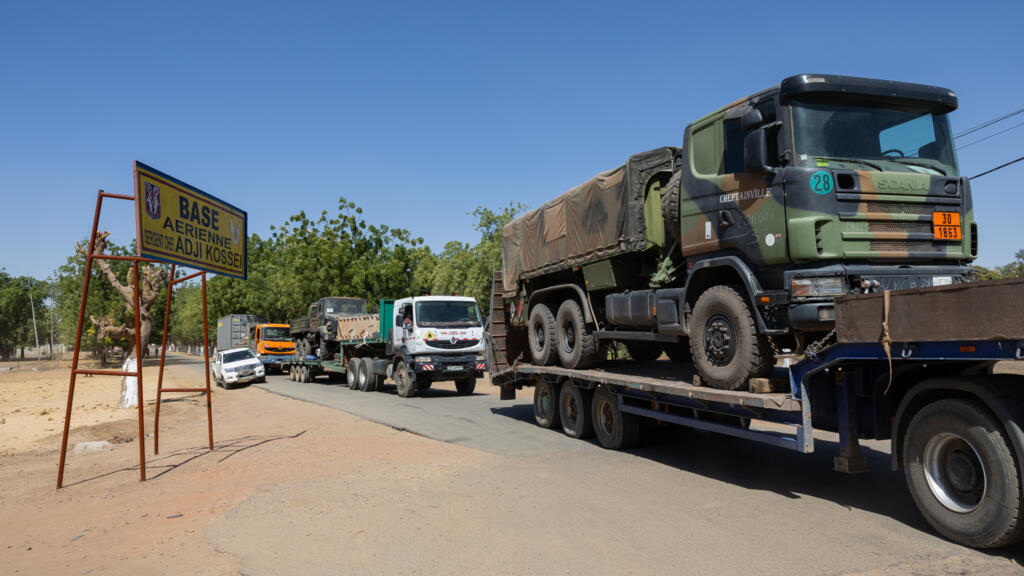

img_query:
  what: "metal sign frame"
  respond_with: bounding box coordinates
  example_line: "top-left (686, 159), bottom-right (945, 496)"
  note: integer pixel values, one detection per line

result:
top-left (57, 187), bottom-right (215, 488)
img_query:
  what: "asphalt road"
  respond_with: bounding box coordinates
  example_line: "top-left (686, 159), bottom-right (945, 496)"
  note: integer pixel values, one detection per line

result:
top-left (251, 370), bottom-right (1024, 575)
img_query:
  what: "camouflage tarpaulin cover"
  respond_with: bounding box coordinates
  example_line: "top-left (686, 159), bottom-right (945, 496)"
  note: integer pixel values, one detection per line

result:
top-left (501, 147), bottom-right (678, 294)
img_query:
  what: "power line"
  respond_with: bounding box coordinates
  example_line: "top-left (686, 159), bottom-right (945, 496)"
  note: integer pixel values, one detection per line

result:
top-left (957, 120), bottom-right (1024, 150)
top-left (970, 155), bottom-right (1024, 180)
top-left (955, 106), bottom-right (1024, 139)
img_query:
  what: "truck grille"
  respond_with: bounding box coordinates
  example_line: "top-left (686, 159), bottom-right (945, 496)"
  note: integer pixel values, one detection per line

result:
top-left (836, 191), bottom-right (963, 258)
top-left (425, 338), bottom-right (479, 350)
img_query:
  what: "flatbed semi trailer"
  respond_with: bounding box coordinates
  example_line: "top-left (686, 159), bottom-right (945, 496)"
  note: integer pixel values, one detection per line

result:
top-left (488, 278), bottom-right (1024, 548)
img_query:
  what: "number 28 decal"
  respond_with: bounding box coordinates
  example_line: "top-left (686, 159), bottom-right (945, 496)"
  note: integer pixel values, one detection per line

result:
top-left (810, 171), bottom-right (834, 195)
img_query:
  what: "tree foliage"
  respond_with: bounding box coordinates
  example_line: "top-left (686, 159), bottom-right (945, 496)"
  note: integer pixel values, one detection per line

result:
top-left (0, 270), bottom-right (48, 359)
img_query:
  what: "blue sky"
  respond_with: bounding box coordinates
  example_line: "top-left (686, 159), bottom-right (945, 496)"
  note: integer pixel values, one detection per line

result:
top-left (2, 0), bottom-right (1022, 280)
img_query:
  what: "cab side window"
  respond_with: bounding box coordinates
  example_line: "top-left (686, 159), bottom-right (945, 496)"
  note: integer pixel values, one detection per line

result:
top-left (690, 120), bottom-right (723, 176)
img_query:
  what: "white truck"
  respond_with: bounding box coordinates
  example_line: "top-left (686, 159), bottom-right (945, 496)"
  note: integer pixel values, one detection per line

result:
top-left (284, 295), bottom-right (487, 397)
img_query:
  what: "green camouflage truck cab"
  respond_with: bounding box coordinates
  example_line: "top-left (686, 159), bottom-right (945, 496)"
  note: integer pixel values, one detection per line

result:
top-left (500, 74), bottom-right (974, 391)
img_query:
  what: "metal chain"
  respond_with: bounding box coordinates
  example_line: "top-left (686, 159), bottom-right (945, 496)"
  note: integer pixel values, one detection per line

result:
top-left (804, 328), bottom-right (837, 358)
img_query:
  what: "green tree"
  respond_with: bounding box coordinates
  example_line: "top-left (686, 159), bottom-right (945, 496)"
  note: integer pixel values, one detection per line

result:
top-left (997, 250), bottom-right (1024, 279)
top-left (0, 271), bottom-right (47, 360)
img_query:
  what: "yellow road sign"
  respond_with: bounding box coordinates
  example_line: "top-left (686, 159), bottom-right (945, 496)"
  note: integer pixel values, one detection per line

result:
top-left (134, 161), bottom-right (247, 278)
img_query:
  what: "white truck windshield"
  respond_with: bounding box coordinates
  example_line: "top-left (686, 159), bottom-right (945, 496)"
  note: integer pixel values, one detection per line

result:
top-left (415, 301), bottom-right (482, 328)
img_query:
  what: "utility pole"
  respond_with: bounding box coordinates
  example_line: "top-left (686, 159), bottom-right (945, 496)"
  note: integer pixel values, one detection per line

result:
top-left (27, 279), bottom-right (41, 363)
top-left (49, 286), bottom-right (55, 360)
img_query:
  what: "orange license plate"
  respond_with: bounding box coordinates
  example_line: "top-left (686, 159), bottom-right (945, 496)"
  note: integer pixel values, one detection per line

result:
top-left (932, 212), bottom-right (962, 240)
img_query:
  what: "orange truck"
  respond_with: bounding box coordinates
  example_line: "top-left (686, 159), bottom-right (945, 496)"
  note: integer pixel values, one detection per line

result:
top-left (216, 315), bottom-right (296, 371)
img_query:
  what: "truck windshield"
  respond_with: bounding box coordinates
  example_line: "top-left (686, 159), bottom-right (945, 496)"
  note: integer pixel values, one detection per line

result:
top-left (791, 97), bottom-right (958, 177)
top-left (415, 301), bottom-right (482, 328)
top-left (262, 326), bottom-right (290, 340)
top-left (325, 298), bottom-right (366, 317)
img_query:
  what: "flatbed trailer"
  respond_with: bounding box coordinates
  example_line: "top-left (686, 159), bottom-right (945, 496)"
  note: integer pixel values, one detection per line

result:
top-left (488, 278), bottom-right (1024, 548)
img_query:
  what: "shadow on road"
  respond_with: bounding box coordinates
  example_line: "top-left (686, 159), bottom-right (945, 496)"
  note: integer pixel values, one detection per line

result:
top-left (490, 403), bottom-right (1024, 560)
top-left (60, 430), bottom-right (308, 488)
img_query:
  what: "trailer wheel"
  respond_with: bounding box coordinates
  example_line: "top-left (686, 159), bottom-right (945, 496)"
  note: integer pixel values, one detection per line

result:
top-left (395, 363), bottom-right (417, 398)
top-left (624, 341), bottom-right (662, 363)
top-left (528, 303), bottom-right (557, 366)
top-left (302, 366), bottom-right (312, 383)
top-left (690, 285), bottom-right (771, 391)
top-left (559, 382), bottom-right (594, 439)
top-left (455, 377), bottom-right (476, 395)
top-left (555, 299), bottom-right (598, 369)
top-left (903, 398), bottom-right (1024, 548)
top-left (592, 386), bottom-right (639, 450)
top-left (533, 380), bottom-right (561, 429)
top-left (346, 358), bottom-right (359, 390)
top-left (665, 339), bottom-right (692, 363)
top-left (357, 358), bottom-right (372, 392)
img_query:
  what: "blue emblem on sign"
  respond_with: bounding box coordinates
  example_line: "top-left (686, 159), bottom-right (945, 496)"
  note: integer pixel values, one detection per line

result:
top-left (810, 171), bottom-right (834, 195)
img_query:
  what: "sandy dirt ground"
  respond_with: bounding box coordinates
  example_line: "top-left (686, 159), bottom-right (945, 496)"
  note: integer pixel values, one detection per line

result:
top-left (0, 354), bottom-right (500, 575)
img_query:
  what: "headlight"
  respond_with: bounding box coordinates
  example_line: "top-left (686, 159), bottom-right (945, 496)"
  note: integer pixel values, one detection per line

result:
top-left (792, 277), bottom-right (846, 297)
top-left (417, 356), bottom-right (432, 363)
top-left (223, 366), bottom-right (236, 373)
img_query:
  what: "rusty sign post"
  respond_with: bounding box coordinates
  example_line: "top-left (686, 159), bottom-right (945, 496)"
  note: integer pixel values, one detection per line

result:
top-left (57, 162), bottom-right (246, 488)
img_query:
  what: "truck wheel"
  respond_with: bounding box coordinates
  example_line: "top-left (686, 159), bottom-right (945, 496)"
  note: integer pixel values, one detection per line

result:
top-left (533, 380), bottom-right (561, 429)
top-left (903, 398), bottom-right (1024, 548)
top-left (592, 386), bottom-right (639, 450)
top-left (288, 366), bottom-right (295, 382)
top-left (624, 341), bottom-right (662, 363)
top-left (528, 303), bottom-right (557, 366)
top-left (559, 381), bottom-right (594, 439)
top-left (555, 299), bottom-right (598, 369)
top-left (395, 363), bottom-right (418, 398)
top-left (357, 358), bottom-right (372, 392)
top-left (690, 285), bottom-right (771, 391)
top-left (346, 358), bottom-right (359, 390)
top-left (302, 366), bottom-right (312, 383)
top-left (455, 377), bottom-right (476, 395)
top-left (665, 339), bottom-right (692, 363)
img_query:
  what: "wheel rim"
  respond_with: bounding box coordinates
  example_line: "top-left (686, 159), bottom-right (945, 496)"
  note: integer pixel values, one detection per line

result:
top-left (597, 396), bottom-right (615, 437)
top-left (533, 323), bottom-right (545, 351)
top-left (565, 393), bottom-right (579, 427)
top-left (703, 313), bottom-right (736, 366)
top-left (561, 322), bottom-right (576, 353)
top-left (923, 432), bottom-right (986, 513)
top-left (538, 385), bottom-right (553, 419)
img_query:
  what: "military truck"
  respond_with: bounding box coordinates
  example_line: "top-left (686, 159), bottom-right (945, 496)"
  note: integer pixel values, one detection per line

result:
top-left (289, 297), bottom-right (369, 360)
top-left (500, 74), bottom-right (974, 390)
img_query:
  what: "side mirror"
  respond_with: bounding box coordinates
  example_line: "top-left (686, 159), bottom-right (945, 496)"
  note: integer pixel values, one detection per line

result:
top-left (741, 109), bottom-right (764, 131)
top-left (744, 128), bottom-right (768, 174)
top-left (395, 315), bottom-right (402, 326)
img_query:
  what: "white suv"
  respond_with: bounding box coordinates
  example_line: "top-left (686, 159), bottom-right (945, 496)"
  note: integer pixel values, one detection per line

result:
top-left (212, 347), bottom-right (266, 389)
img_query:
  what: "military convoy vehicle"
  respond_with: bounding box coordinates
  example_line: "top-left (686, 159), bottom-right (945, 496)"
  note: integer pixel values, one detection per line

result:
top-left (289, 297), bottom-right (369, 359)
top-left (499, 74), bottom-right (975, 390)
top-left (285, 295), bottom-right (486, 397)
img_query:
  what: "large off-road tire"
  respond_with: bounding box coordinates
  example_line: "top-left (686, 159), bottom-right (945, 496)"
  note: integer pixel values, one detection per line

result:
top-left (665, 339), bottom-right (692, 363)
top-left (592, 386), bottom-right (640, 450)
top-left (555, 299), bottom-right (598, 369)
top-left (528, 303), bottom-right (557, 366)
top-left (533, 379), bottom-right (561, 429)
top-left (558, 381), bottom-right (594, 439)
top-left (660, 171), bottom-right (682, 242)
top-left (347, 358), bottom-right (359, 390)
top-left (302, 366), bottom-right (312, 383)
top-left (357, 357), bottom-right (371, 392)
top-left (904, 397), bottom-right (1024, 548)
top-left (395, 363), bottom-right (417, 398)
top-left (624, 341), bottom-right (663, 363)
top-left (455, 377), bottom-right (476, 395)
top-left (689, 285), bottom-right (772, 391)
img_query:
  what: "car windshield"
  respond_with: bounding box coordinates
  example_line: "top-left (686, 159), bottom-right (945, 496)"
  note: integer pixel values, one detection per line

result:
top-left (223, 349), bottom-right (256, 363)
top-left (415, 301), bottom-right (482, 328)
top-left (325, 298), bottom-right (367, 317)
top-left (262, 326), bottom-right (290, 340)
top-left (790, 97), bottom-right (959, 177)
